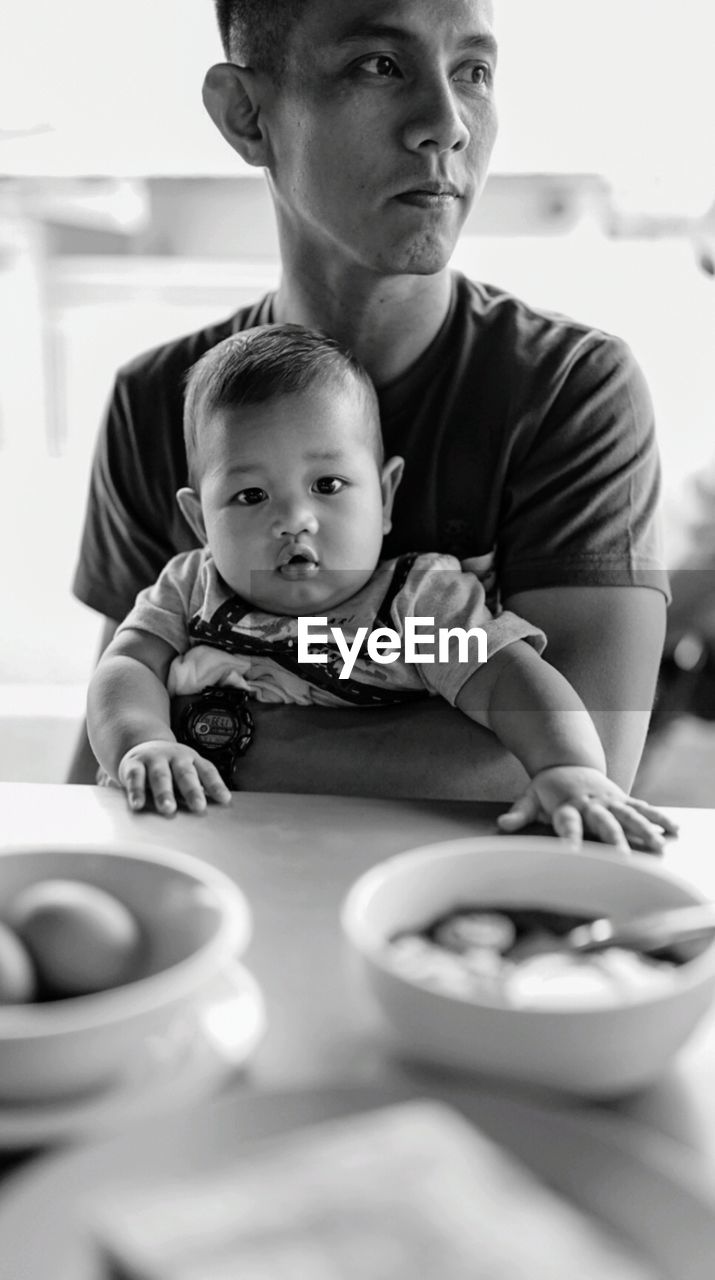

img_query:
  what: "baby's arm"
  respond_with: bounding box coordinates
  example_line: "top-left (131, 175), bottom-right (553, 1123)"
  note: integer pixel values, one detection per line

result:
top-left (455, 642), bottom-right (676, 851)
top-left (87, 629), bottom-right (231, 816)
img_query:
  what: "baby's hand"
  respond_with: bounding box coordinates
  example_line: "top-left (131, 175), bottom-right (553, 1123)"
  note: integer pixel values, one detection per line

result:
top-left (497, 766), bottom-right (678, 853)
top-left (118, 740), bottom-right (232, 816)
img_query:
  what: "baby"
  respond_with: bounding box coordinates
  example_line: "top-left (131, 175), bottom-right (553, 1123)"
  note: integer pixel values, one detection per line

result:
top-left (88, 325), bottom-right (673, 851)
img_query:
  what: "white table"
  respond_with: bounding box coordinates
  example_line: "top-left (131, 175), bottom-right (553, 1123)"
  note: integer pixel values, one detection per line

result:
top-left (2, 783), bottom-right (715, 1153)
top-left (3, 784), bottom-right (715, 1278)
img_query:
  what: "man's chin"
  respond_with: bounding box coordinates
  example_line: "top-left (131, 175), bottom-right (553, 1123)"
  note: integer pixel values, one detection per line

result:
top-left (378, 234), bottom-right (461, 277)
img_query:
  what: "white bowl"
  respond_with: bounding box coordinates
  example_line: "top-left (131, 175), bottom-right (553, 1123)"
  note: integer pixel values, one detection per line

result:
top-left (0, 843), bottom-right (252, 1103)
top-left (341, 836), bottom-right (715, 1099)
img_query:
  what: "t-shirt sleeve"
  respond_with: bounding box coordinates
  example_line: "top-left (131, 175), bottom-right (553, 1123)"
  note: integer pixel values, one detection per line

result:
top-left (390, 554), bottom-right (546, 705)
top-left (497, 333), bottom-right (669, 601)
top-left (71, 367), bottom-right (194, 623)
top-left (114, 550), bottom-right (205, 656)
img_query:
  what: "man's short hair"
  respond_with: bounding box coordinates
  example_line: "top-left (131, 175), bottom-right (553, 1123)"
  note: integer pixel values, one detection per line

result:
top-left (213, 0), bottom-right (308, 79)
top-left (184, 324), bottom-right (381, 489)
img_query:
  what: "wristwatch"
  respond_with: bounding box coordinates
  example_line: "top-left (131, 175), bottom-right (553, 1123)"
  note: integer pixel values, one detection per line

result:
top-left (173, 686), bottom-right (254, 787)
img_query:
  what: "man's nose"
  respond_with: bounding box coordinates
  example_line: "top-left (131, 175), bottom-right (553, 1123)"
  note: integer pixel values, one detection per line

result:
top-left (272, 498), bottom-right (319, 538)
top-left (402, 76), bottom-right (470, 154)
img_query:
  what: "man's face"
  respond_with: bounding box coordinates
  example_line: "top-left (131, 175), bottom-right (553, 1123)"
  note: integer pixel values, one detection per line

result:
top-left (198, 384), bottom-right (401, 615)
top-left (262, 0), bottom-right (498, 276)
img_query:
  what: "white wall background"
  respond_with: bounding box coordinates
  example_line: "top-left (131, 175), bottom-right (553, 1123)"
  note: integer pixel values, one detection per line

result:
top-left (1, 1), bottom-right (714, 779)
top-left (1, 0), bottom-right (714, 192)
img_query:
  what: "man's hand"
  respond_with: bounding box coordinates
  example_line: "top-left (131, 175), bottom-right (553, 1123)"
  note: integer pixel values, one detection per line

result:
top-left (117, 741), bottom-right (232, 816)
top-left (497, 765), bottom-right (678, 853)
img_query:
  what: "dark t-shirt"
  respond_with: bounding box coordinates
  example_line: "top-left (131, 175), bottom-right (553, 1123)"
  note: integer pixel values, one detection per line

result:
top-left (72, 272), bottom-right (668, 623)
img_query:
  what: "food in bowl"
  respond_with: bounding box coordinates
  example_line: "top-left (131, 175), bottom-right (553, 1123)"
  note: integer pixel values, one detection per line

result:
top-left (389, 905), bottom-right (681, 1010)
top-left (0, 843), bottom-right (253, 1102)
top-left (0, 921), bottom-right (37, 1004)
top-left (341, 836), bottom-right (715, 1097)
top-left (7, 879), bottom-right (143, 1000)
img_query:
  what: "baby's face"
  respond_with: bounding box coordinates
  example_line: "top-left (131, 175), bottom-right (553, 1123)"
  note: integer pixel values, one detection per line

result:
top-left (197, 383), bottom-right (401, 615)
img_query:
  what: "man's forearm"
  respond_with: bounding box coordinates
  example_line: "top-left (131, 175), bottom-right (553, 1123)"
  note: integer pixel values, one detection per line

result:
top-left (228, 698), bottom-right (529, 801)
top-left (67, 616), bottom-right (119, 784)
top-left (66, 721), bottom-right (101, 785)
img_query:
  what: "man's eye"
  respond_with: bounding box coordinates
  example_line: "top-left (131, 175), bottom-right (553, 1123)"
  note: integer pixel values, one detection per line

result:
top-left (313, 476), bottom-right (345, 495)
top-left (453, 62), bottom-right (492, 88)
top-left (357, 55), bottom-right (401, 79)
top-left (235, 487), bottom-right (267, 506)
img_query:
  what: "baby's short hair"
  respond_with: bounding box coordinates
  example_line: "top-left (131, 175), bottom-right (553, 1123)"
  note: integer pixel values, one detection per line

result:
top-left (184, 324), bottom-right (381, 489)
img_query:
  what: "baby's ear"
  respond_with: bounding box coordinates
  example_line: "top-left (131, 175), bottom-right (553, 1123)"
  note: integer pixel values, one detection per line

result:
top-left (380, 456), bottom-right (405, 535)
top-left (176, 488), bottom-right (207, 543)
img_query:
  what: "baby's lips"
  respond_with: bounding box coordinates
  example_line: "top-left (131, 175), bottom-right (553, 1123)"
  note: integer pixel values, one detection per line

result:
top-left (276, 542), bottom-right (319, 569)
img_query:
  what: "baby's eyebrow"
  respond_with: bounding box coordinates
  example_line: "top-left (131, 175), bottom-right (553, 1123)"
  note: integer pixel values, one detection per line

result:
top-left (225, 464), bottom-right (262, 478)
top-left (225, 449), bottom-right (348, 476)
top-left (302, 449), bottom-right (350, 464)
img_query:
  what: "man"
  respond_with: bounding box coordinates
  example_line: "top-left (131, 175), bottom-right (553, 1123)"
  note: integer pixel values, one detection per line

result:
top-left (70, 0), bottom-right (668, 797)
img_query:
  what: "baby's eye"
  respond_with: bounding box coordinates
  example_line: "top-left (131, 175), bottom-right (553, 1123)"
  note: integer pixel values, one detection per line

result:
top-left (313, 476), bottom-right (346, 495)
top-left (235, 487), bottom-right (267, 506)
top-left (453, 62), bottom-right (492, 88)
top-left (357, 54), bottom-right (402, 79)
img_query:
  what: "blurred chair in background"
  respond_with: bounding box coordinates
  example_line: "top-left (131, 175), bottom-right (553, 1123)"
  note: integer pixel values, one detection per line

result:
top-left (638, 208), bottom-right (715, 800)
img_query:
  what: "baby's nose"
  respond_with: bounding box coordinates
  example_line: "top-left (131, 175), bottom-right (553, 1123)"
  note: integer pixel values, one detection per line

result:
top-left (272, 501), bottom-right (319, 537)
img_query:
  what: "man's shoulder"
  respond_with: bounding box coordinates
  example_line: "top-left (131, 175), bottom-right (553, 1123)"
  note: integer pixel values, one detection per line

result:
top-left (117, 318), bottom-right (233, 385)
top-left (113, 296), bottom-right (272, 398)
top-left (454, 273), bottom-right (630, 363)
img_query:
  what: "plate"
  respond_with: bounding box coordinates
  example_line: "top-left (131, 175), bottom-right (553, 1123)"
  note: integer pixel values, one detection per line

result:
top-left (0, 962), bottom-right (265, 1150)
top-left (0, 1080), bottom-right (714, 1279)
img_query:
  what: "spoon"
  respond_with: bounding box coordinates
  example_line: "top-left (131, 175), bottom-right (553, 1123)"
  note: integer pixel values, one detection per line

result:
top-left (564, 904), bottom-right (715, 956)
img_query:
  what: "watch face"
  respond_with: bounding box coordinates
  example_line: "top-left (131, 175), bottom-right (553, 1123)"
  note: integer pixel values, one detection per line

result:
top-left (190, 707), bottom-right (240, 751)
top-left (175, 689), bottom-right (254, 766)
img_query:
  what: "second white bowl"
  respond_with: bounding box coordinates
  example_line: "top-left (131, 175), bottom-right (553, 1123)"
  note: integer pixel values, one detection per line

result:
top-left (341, 836), bottom-right (715, 1098)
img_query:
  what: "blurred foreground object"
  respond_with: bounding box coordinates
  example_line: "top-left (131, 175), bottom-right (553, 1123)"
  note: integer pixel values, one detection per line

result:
top-left (646, 206), bottom-right (715, 745)
top-left (93, 1101), bottom-right (653, 1280)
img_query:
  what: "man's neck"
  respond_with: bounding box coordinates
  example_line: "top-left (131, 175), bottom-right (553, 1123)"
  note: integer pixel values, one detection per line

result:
top-left (271, 262), bottom-right (454, 388)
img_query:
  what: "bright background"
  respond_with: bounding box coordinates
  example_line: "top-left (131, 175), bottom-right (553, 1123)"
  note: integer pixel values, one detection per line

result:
top-left (1, 1), bottom-right (714, 790)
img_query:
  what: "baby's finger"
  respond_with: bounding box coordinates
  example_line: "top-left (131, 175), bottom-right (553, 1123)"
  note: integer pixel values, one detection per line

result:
top-left (195, 757), bottom-right (232, 806)
top-left (172, 759), bottom-right (208, 813)
top-left (121, 760), bottom-right (147, 812)
top-left (616, 796), bottom-right (679, 837)
top-left (147, 760), bottom-right (177, 816)
top-left (497, 792), bottom-right (540, 832)
top-left (582, 801), bottom-right (630, 854)
top-left (551, 804), bottom-right (584, 847)
top-left (603, 800), bottom-right (665, 853)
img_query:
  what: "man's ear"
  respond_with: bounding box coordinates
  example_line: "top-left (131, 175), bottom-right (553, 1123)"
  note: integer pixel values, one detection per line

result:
top-left (380, 456), bottom-right (405, 535)
top-left (202, 63), bottom-right (270, 168)
top-left (176, 487), bottom-right (207, 544)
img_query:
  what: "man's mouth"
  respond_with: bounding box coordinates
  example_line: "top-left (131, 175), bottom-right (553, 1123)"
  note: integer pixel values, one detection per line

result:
top-left (395, 181), bottom-right (461, 209)
top-left (277, 545), bottom-right (320, 579)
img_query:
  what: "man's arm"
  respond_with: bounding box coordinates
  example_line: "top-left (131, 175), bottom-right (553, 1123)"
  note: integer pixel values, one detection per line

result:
top-left (504, 584), bottom-right (666, 791)
top-left (234, 697), bottom-right (529, 801)
top-left (69, 619), bottom-right (528, 799)
top-left (66, 617), bottom-right (118, 784)
top-left (67, 586), bottom-right (660, 800)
